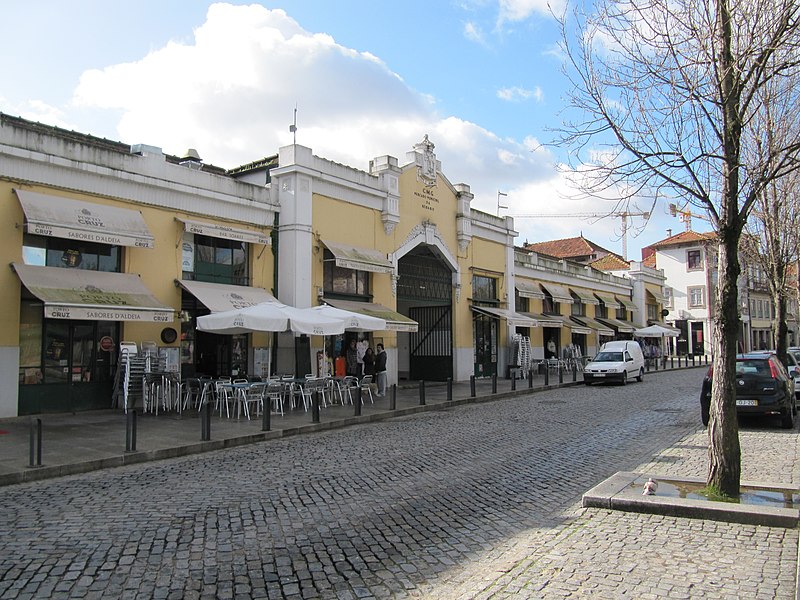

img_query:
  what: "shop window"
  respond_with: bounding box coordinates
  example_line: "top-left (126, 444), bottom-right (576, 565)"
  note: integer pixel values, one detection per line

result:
top-left (687, 249), bottom-right (703, 271)
top-left (472, 275), bottom-right (497, 302)
top-left (187, 235), bottom-right (248, 285)
top-left (688, 286), bottom-right (706, 308)
top-left (22, 234), bottom-right (120, 272)
top-left (323, 250), bottom-right (370, 297)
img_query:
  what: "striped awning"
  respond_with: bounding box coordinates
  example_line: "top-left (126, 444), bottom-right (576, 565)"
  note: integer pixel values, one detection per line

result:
top-left (594, 292), bottom-right (621, 310)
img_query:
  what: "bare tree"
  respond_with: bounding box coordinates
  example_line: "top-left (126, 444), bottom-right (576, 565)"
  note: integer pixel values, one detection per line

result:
top-left (555, 0), bottom-right (800, 496)
top-left (744, 174), bottom-right (800, 365)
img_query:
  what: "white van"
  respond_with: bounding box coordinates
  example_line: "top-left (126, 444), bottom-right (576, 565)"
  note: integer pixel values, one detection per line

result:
top-left (583, 340), bottom-right (645, 385)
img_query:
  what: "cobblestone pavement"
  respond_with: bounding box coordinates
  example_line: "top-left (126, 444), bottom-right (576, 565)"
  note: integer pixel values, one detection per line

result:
top-left (1, 368), bottom-right (797, 599)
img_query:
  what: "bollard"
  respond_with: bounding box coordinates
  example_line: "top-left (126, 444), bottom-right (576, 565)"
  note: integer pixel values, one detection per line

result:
top-left (447, 378), bottom-right (453, 401)
top-left (125, 409), bottom-right (137, 453)
top-left (470, 375), bottom-right (476, 397)
top-left (558, 364), bottom-right (563, 384)
top-left (572, 364), bottom-right (577, 382)
top-left (655, 357), bottom-right (659, 371)
top-left (312, 390), bottom-right (320, 423)
top-left (692, 355), bottom-right (696, 367)
top-left (28, 417), bottom-right (42, 468)
top-left (544, 366), bottom-right (549, 386)
top-left (201, 401), bottom-right (212, 441)
top-left (390, 384), bottom-right (397, 410)
top-left (511, 371), bottom-right (516, 391)
top-left (528, 368), bottom-right (534, 388)
top-left (262, 396), bottom-right (271, 431)
top-left (419, 380), bottom-right (426, 405)
top-left (492, 373), bottom-right (497, 394)
top-left (646, 360), bottom-right (650, 372)
top-left (670, 356), bottom-right (674, 369)
top-left (354, 387), bottom-right (362, 416)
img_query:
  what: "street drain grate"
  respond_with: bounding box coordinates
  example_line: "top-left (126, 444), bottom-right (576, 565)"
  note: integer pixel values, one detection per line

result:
top-left (539, 400), bottom-right (567, 405)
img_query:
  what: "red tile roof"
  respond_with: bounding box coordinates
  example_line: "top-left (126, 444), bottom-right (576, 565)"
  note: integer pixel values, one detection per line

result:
top-left (589, 254), bottom-right (630, 271)
top-left (642, 254), bottom-right (657, 268)
top-left (648, 230), bottom-right (715, 249)
top-left (525, 236), bottom-right (612, 260)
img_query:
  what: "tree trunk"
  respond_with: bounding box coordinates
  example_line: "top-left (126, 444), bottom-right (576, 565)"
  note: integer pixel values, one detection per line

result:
top-left (707, 233), bottom-right (742, 497)
top-left (773, 291), bottom-right (788, 365)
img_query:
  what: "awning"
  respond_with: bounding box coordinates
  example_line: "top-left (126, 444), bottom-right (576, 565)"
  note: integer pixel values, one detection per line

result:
top-left (515, 280), bottom-right (545, 299)
top-left (647, 289), bottom-right (666, 304)
top-left (571, 316), bottom-right (614, 336)
top-left (594, 292), bottom-right (621, 310)
top-left (616, 297), bottom-right (638, 311)
top-left (540, 282), bottom-right (574, 304)
top-left (597, 317), bottom-right (636, 333)
top-left (564, 316), bottom-right (592, 335)
top-left (472, 306), bottom-right (539, 328)
top-left (519, 312), bottom-right (565, 328)
top-left (15, 189), bottom-right (154, 249)
top-left (570, 287), bottom-right (599, 305)
top-left (13, 263), bottom-right (173, 322)
top-left (321, 239), bottom-right (393, 274)
top-left (179, 218), bottom-right (271, 245)
top-left (177, 280), bottom-right (278, 312)
top-left (324, 298), bottom-right (418, 332)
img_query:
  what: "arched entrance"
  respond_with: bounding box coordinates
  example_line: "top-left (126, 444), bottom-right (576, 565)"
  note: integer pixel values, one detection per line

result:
top-left (397, 246), bottom-right (453, 381)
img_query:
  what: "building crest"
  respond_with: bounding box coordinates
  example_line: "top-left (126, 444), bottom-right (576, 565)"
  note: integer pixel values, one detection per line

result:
top-left (415, 135), bottom-right (437, 188)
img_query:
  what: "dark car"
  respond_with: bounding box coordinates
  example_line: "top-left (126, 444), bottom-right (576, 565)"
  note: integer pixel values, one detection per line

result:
top-left (700, 352), bottom-right (796, 429)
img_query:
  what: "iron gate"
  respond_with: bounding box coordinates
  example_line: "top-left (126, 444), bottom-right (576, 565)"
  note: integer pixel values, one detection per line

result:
top-left (409, 305), bottom-right (452, 380)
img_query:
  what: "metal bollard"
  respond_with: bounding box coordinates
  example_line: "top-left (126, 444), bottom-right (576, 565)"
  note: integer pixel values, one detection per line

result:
top-left (419, 380), bottom-right (426, 405)
top-left (470, 375), bottom-right (476, 397)
top-left (692, 355), bottom-right (696, 367)
top-left (544, 367), bottom-right (549, 386)
top-left (572, 364), bottom-right (577, 382)
top-left (354, 387), bottom-right (362, 416)
top-left (671, 356), bottom-right (674, 369)
top-left (125, 409), bottom-right (137, 453)
top-left (492, 373), bottom-right (497, 394)
top-left (646, 360), bottom-right (650, 372)
top-left (201, 401), bottom-right (212, 441)
top-left (262, 396), bottom-right (271, 431)
top-left (28, 418), bottom-right (42, 468)
top-left (312, 390), bottom-right (320, 423)
top-left (558, 365), bottom-right (563, 384)
top-left (390, 384), bottom-right (397, 410)
top-left (447, 377), bottom-right (453, 401)
top-left (511, 372), bottom-right (516, 391)
top-left (528, 368), bottom-right (534, 389)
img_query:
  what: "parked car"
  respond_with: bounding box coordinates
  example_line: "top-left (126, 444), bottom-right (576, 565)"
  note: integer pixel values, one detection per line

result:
top-left (700, 352), bottom-right (796, 429)
top-left (583, 340), bottom-right (645, 385)
top-left (787, 348), bottom-right (800, 398)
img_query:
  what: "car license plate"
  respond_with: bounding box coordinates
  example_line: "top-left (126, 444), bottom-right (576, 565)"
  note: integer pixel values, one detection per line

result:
top-left (736, 399), bottom-right (757, 406)
top-left (593, 373), bottom-right (605, 377)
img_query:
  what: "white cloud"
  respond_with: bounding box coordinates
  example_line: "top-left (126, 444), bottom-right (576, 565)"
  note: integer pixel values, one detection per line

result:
top-left (496, 86), bottom-right (543, 102)
top-left (498, 0), bottom-right (563, 25)
top-left (463, 21), bottom-right (488, 46)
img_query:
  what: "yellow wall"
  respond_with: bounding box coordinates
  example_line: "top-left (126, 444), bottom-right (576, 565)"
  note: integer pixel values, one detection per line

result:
top-left (4, 182), bottom-right (274, 349)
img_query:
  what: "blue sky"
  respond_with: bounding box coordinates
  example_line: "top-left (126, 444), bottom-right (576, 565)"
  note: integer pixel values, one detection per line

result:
top-left (1, 1), bottom-right (707, 258)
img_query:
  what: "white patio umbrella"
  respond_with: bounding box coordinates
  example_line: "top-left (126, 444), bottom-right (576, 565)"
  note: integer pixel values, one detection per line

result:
top-left (197, 301), bottom-right (346, 336)
top-left (633, 324), bottom-right (680, 338)
top-left (309, 304), bottom-right (387, 331)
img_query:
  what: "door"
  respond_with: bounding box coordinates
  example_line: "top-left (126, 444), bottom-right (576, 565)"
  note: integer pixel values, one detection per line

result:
top-left (473, 313), bottom-right (496, 377)
top-left (410, 305), bottom-right (453, 380)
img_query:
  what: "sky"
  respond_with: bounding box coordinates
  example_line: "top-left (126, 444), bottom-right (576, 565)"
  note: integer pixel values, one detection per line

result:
top-left (1, 0), bottom-right (711, 260)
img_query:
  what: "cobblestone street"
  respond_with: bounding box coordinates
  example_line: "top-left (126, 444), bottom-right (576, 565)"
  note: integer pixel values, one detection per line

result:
top-left (1, 368), bottom-right (798, 599)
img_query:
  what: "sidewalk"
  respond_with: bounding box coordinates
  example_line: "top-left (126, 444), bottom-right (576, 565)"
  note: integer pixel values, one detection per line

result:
top-left (0, 363), bottom-right (701, 487)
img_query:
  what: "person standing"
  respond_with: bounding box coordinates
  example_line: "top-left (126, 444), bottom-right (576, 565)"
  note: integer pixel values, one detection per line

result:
top-left (374, 343), bottom-right (387, 397)
top-left (345, 339), bottom-right (359, 378)
top-left (362, 347), bottom-right (376, 378)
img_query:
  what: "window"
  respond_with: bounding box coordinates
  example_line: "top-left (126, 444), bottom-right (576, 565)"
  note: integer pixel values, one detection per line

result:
top-left (596, 303), bottom-right (608, 318)
top-left (22, 234), bottom-right (121, 272)
top-left (647, 304), bottom-right (658, 321)
top-left (616, 307), bottom-right (628, 320)
top-left (187, 235), bottom-right (248, 285)
top-left (688, 286), bottom-right (706, 308)
top-left (472, 275), bottom-right (498, 302)
top-left (663, 287), bottom-right (673, 309)
top-left (687, 249), bottom-right (703, 271)
top-left (324, 250), bottom-right (370, 297)
top-left (542, 293), bottom-right (560, 315)
top-left (570, 294), bottom-right (585, 316)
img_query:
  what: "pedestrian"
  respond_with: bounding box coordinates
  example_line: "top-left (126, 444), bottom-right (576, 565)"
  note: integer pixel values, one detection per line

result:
top-left (363, 347), bottom-right (376, 377)
top-left (345, 339), bottom-right (359, 378)
top-left (375, 343), bottom-right (387, 396)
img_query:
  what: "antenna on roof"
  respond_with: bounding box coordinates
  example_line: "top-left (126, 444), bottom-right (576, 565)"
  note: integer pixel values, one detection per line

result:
top-left (289, 104), bottom-right (298, 145)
